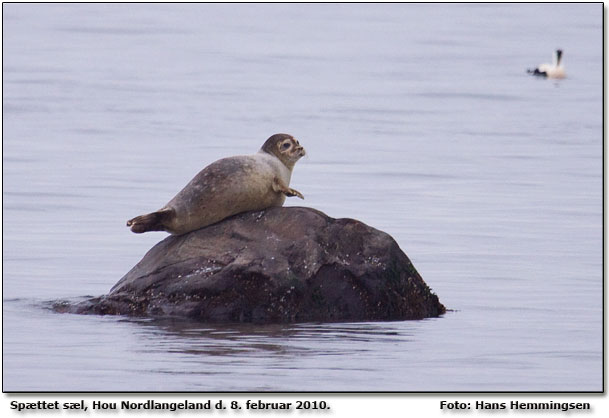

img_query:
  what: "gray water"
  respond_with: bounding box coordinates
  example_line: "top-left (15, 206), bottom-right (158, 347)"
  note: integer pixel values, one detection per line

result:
top-left (2, 3), bottom-right (602, 392)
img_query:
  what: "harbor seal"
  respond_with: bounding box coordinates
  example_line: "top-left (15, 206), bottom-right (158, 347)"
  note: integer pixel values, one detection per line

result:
top-left (127, 133), bottom-right (305, 235)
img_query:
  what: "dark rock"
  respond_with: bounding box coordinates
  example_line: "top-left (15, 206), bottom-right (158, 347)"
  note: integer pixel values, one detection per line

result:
top-left (64, 207), bottom-right (445, 322)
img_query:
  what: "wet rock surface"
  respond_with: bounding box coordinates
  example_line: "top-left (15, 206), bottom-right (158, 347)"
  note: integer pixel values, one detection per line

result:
top-left (62, 207), bottom-right (445, 322)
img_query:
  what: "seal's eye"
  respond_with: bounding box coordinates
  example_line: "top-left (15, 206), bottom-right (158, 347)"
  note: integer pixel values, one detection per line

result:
top-left (282, 142), bottom-right (291, 149)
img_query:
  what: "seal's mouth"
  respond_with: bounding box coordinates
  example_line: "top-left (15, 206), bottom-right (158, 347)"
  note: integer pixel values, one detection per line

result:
top-left (297, 147), bottom-right (306, 157)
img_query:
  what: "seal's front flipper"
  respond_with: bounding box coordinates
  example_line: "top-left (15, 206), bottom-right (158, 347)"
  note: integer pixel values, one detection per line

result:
top-left (272, 177), bottom-right (287, 194)
top-left (286, 188), bottom-right (304, 199)
top-left (272, 177), bottom-right (304, 199)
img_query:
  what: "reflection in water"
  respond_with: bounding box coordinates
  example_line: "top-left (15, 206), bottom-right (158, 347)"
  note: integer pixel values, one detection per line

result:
top-left (95, 315), bottom-right (433, 391)
top-left (124, 317), bottom-right (413, 359)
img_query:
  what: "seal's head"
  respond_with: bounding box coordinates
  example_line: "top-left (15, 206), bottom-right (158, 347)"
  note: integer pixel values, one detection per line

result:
top-left (261, 133), bottom-right (306, 169)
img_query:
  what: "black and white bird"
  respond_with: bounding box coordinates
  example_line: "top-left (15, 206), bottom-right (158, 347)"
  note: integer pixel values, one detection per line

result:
top-left (527, 49), bottom-right (565, 79)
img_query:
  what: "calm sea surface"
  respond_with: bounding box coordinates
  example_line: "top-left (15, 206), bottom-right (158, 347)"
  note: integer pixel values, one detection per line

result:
top-left (2, 3), bottom-right (602, 391)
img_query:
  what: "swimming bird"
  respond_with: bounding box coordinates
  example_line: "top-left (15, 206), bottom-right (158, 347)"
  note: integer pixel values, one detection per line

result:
top-left (527, 49), bottom-right (565, 79)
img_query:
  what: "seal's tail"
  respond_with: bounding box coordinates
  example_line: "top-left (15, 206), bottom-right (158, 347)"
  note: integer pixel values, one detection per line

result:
top-left (126, 209), bottom-right (173, 233)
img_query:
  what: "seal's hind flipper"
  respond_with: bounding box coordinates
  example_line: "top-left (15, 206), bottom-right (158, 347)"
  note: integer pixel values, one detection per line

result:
top-left (127, 208), bottom-right (174, 233)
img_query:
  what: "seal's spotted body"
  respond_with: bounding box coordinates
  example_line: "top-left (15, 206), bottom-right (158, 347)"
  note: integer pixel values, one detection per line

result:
top-left (127, 133), bottom-right (305, 235)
